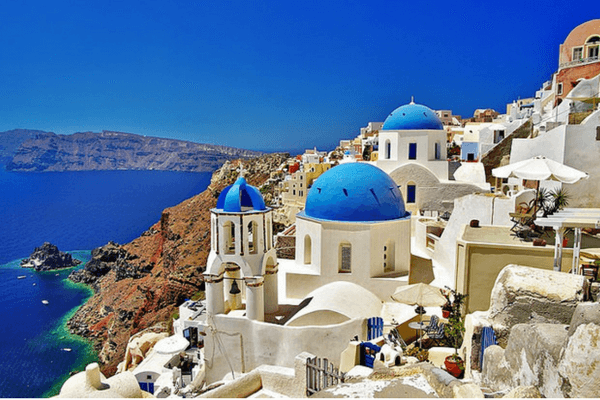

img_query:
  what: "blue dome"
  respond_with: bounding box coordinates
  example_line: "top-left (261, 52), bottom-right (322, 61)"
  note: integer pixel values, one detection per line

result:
top-left (303, 163), bottom-right (408, 222)
top-left (382, 102), bottom-right (443, 130)
top-left (216, 177), bottom-right (266, 212)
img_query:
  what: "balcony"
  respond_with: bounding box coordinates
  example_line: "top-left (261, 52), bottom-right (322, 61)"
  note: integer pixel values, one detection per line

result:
top-left (559, 56), bottom-right (599, 70)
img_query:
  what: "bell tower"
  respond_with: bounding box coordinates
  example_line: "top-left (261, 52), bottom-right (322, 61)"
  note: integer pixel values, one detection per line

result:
top-left (204, 174), bottom-right (279, 321)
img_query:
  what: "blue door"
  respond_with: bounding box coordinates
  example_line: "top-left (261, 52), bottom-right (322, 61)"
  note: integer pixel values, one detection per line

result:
top-left (360, 342), bottom-right (381, 368)
top-left (148, 382), bottom-right (155, 394)
top-left (139, 382), bottom-right (148, 392)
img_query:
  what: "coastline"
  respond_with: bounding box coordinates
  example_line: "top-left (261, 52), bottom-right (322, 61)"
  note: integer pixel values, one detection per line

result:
top-left (0, 250), bottom-right (98, 398)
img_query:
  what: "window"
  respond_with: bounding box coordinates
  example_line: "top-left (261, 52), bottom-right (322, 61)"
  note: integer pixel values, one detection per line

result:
top-left (589, 45), bottom-right (599, 59)
top-left (384, 242), bottom-right (395, 272)
top-left (248, 221), bottom-right (258, 254)
top-left (339, 243), bottom-right (351, 273)
top-left (304, 235), bottom-right (312, 264)
top-left (407, 184), bottom-right (416, 203)
top-left (557, 83), bottom-right (563, 95)
top-left (434, 142), bottom-right (441, 160)
top-left (408, 143), bottom-right (417, 160)
top-left (573, 46), bottom-right (583, 60)
top-left (385, 139), bottom-right (391, 159)
top-left (224, 221), bottom-right (235, 254)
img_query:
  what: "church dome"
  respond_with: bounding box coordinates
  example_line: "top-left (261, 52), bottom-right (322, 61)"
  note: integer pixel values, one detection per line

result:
top-left (216, 176), bottom-right (266, 212)
top-left (382, 101), bottom-right (443, 130)
top-left (303, 163), bottom-right (408, 222)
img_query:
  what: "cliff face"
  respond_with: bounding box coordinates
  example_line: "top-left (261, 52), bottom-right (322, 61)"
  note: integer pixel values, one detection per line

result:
top-left (67, 153), bottom-right (288, 375)
top-left (0, 129), bottom-right (47, 165)
top-left (6, 130), bottom-right (262, 172)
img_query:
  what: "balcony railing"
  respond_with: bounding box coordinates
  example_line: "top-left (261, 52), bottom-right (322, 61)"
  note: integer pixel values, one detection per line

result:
top-left (559, 56), bottom-right (599, 69)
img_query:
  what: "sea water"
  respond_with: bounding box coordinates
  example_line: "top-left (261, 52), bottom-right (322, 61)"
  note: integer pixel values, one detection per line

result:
top-left (0, 168), bottom-right (212, 397)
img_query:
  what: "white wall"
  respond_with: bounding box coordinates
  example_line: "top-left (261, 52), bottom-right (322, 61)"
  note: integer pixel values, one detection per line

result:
top-left (204, 315), bottom-right (364, 383)
top-left (289, 215), bottom-right (411, 300)
top-left (432, 194), bottom-right (515, 283)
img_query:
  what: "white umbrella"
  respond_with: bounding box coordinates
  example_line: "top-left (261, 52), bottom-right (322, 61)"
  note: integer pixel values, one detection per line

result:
top-left (391, 283), bottom-right (446, 348)
top-left (391, 283), bottom-right (446, 307)
top-left (493, 156), bottom-right (589, 272)
top-left (491, 155), bottom-right (588, 184)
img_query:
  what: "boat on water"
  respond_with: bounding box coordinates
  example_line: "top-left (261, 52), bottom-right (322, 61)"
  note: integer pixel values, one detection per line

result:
top-left (17, 276), bottom-right (26, 279)
top-left (42, 300), bottom-right (49, 305)
top-left (33, 283), bottom-right (36, 286)
top-left (62, 348), bottom-right (72, 352)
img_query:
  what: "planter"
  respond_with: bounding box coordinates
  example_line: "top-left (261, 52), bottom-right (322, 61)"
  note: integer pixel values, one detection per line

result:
top-left (442, 309), bottom-right (451, 318)
top-left (444, 356), bottom-right (464, 378)
top-left (469, 219), bottom-right (480, 228)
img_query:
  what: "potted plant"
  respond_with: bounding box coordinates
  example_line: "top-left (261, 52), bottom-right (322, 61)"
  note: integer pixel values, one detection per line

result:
top-left (442, 287), bottom-right (468, 378)
top-left (440, 288), bottom-right (452, 318)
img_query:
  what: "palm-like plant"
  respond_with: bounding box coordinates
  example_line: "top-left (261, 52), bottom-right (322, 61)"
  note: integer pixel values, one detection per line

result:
top-left (549, 187), bottom-right (570, 214)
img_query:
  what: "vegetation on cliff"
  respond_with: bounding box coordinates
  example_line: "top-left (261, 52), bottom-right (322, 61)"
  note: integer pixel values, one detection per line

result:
top-left (66, 153), bottom-right (289, 375)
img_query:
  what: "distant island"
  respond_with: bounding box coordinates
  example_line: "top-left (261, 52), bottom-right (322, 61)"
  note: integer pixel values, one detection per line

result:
top-left (0, 129), bottom-right (263, 173)
top-left (21, 242), bottom-right (81, 271)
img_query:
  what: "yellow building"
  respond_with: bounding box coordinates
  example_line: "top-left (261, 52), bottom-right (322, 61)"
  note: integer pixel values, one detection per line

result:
top-left (281, 163), bottom-right (332, 208)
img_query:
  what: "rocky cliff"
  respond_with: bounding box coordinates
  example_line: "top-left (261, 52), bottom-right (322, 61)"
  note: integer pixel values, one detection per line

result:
top-left (6, 130), bottom-right (262, 172)
top-left (66, 153), bottom-right (289, 375)
top-left (0, 129), bottom-right (46, 165)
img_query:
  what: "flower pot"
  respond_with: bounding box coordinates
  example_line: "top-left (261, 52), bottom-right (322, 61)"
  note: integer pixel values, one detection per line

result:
top-left (563, 238), bottom-right (569, 247)
top-left (442, 309), bottom-right (451, 318)
top-left (444, 356), bottom-right (464, 378)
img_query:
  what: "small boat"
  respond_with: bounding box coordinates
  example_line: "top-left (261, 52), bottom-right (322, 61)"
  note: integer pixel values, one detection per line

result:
top-left (33, 283), bottom-right (37, 286)
top-left (42, 300), bottom-right (49, 305)
top-left (62, 348), bottom-right (72, 352)
top-left (17, 276), bottom-right (26, 279)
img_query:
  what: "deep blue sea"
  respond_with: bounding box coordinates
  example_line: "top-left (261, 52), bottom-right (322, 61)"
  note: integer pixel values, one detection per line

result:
top-left (0, 168), bottom-right (212, 398)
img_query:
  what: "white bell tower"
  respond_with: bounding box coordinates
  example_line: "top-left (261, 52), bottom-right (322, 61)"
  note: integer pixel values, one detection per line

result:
top-left (204, 174), bottom-right (279, 321)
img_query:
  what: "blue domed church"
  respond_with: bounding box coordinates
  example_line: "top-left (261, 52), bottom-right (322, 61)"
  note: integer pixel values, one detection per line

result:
top-left (287, 162), bottom-right (412, 300)
top-left (375, 100), bottom-right (484, 215)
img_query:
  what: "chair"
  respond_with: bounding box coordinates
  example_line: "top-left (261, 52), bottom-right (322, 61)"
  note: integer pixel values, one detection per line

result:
top-left (509, 200), bottom-right (537, 233)
top-left (424, 315), bottom-right (439, 334)
top-left (387, 328), bottom-right (408, 350)
top-left (426, 323), bottom-right (446, 346)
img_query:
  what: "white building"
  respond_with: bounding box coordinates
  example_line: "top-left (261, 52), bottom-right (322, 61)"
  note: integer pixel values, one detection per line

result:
top-left (375, 100), bottom-right (489, 214)
top-left (286, 162), bottom-right (412, 300)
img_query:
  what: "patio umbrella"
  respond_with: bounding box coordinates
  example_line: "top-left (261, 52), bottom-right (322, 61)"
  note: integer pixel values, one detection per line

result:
top-left (493, 156), bottom-right (589, 272)
top-left (491, 155), bottom-right (588, 185)
top-left (391, 283), bottom-right (446, 348)
top-left (492, 155), bottom-right (588, 215)
top-left (391, 283), bottom-right (446, 308)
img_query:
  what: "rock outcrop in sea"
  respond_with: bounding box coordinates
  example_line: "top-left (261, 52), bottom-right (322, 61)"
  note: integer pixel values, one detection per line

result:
top-left (66, 153), bottom-right (289, 375)
top-left (20, 242), bottom-right (81, 271)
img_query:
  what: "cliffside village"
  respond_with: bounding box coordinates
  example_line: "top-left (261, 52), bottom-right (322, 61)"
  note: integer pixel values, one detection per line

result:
top-left (56, 19), bottom-right (600, 398)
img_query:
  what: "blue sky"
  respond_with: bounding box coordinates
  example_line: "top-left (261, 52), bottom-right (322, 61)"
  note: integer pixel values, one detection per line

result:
top-left (0, 1), bottom-right (596, 153)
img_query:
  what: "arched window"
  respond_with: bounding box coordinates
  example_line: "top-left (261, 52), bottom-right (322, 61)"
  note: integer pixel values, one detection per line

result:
top-left (339, 242), bottom-right (351, 273)
top-left (223, 221), bottom-right (235, 254)
top-left (407, 183), bottom-right (416, 204)
top-left (304, 235), bottom-right (312, 264)
top-left (384, 241), bottom-right (395, 273)
top-left (385, 139), bottom-right (391, 159)
top-left (248, 221), bottom-right (258, 254)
